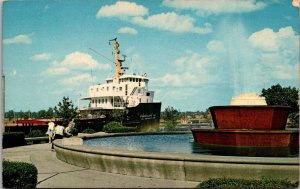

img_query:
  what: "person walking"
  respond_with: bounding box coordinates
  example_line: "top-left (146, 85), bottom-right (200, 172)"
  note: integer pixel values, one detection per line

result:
top-left (46, 121), bottom-right (55, 144)
top-left (51, 124), bottom-right (65, 150)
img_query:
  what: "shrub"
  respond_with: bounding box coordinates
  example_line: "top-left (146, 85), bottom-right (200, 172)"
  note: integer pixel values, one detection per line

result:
top-left (3, 160), bottom-right (38, 189)
top-left (82, 128), bottom-right (96, 134)
top-left (103, 122), bottom-right (137, 133)
top-left (3, 132), bottom-right (26, 148)
top-left (197, 177), bottom-right (298, 188)
top-left (163, 123), bottom-right (176, 131)
top-left (107, 126), bottom-right (136, 133)
top-left (71, 127), bottom-right (78, 135)
top-left (27, 129), bottom-right (46, 138)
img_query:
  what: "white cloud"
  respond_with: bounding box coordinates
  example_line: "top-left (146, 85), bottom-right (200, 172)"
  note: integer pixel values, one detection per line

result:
top-left (239, 26), bottom-right (299, 84)
top-left (206, 40), bottom-right (225, 52)
top-left (45, 66), bottom-right (70, 75)
top-left (118, 27), bottom-right (138, 35)
top-left (249, 28), bottom-right (278, 51)
top-left (96, 1), bottom-right (211, 35)
top-left (59, 51), bottom-right (99, 70)
top-left (60, 73), bottom-right (94, 86)
top-left (57, 51), bottom-right (110, 71)
top-left (159, 73), bottom-right (202, 86)
top-left (131, 12), bottom-right (212, 34)
top-left (162, 0), bottom-right (267, 16)
top-left (155, 25), bottom-right (298, 95)
top-left (44, 51), bottom-right (111, 75)
top-left (292, 0), bottom-right (299, 7)
top-left (96, 1), bottom-right (148, 18)
top-left (3, 34), bottom-right (32, 45)
top-left (31, 53), bottom-right (52, 61)
top-left (155, 51), bottom-right (216, 87)
top-left (249, 26), bottom-right (298, 52)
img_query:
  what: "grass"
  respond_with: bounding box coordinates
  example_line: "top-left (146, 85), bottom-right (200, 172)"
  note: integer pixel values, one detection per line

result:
top-left (197, 177), bottom-right (299, 188)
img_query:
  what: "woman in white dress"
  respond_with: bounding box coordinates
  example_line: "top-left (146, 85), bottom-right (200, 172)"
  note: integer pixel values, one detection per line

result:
top-left (46, 121), bottom-right (55, 143)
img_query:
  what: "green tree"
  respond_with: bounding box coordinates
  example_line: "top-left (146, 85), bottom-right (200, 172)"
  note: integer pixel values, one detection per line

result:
top-left (261, 84), bottom-right (299, 127)
top-left (46, 107), bottom-right (54, 118)
top-left (31, 112), bottom-right (38, 119)
top-left (38, 110), bottom-right (47, 119)
top-left (54, 96), bottom-right (78, 126)
top-left (6, 110), bottom-right (15, 121)
top-left (18, 111), bottom-right (25, 119)
top-left (25, 110), bottom-right (31, 119)
top-left (162, 106), bottom-right (179, 126)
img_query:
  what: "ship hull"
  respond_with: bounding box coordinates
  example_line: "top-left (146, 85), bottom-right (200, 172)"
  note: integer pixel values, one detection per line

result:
top-left (76, 102), bottom-right (161, 132)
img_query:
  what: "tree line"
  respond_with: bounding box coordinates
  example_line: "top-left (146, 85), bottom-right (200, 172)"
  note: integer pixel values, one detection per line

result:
top-left (5, 108), bottom-right (55, 121)
top-left (5, 96), bottom-right (78, 126)
top-left (5, 84), bottom-right (299, 128)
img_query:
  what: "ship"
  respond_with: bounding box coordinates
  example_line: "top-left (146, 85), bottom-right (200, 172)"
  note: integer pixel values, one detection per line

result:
top-left (76, 38), bottom-right (161, 131)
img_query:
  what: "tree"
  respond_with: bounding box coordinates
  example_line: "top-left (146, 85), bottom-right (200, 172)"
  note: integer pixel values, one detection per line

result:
top-left (162, 106), bottom-right (179, 125)
top-left (261, 84), bottom-right (299, 113)
top-left (18, 111), bottom-right (25, 119)
top-left (54, 96), bottom-right (78, 126)
top-left (24, 110), bottom-right (32, 119)
top-left (38, 110), bottom-right (47, 119)
top-left (46, 107), bottom-right (54, 118)
top-left (261, 84), bottom-right (299, 127)
top-left (6, 110), bottom-right (15, 121)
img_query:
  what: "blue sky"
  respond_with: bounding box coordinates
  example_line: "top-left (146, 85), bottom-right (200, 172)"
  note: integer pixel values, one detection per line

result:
top-left (2, 0), bottom-right (299, 112)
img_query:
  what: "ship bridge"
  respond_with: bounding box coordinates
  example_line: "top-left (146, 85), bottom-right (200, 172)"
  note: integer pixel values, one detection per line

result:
top-left (80, 38), bottom-right (155, 110)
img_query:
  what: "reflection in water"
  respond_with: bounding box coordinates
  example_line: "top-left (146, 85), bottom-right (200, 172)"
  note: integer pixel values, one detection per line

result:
top-left (191, 142), bottom-right (299, 157)
top-left (84, 134), bottom-right (299, 157)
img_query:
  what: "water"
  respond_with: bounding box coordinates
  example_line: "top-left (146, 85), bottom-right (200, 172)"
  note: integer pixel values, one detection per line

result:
top-left (84, 134), bottom-right (299, 157)
top-left (84, 134), bottom-right (194, 154)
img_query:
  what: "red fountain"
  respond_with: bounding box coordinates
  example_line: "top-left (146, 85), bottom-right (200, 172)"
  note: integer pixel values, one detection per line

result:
top-left (191, 95), bottom-right (299, 148)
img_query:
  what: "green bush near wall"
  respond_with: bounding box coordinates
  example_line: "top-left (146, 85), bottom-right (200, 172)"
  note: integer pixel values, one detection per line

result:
top-left (82, 128), bottom-right (96, 134)
top-left (3, 160), bottom-right (38, 189)
top-left (197, 177), bottom-right (299, 188)
top-left (103, 122), bottom-right (137, 133)
top-left (26, 129), bottom-right (46, 138)
top-left (3, 132), bottom-right (27, 148)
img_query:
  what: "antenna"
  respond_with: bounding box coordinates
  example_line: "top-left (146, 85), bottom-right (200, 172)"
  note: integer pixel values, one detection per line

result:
top-left (118, 54), bottom-right (126, 64)
top-left (89, 47), bottom-right (114, 64)
top-left (122, 55), bottom-right (127, 61)
top-left (109, 37), bottom-right (117, 45)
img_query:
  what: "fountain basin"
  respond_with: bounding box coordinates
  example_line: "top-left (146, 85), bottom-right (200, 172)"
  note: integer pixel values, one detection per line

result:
top-left (210, 106), bottom-right (290, 130)
top-left (53, 132), bottom-right (299, 182)
top-left (191, 129), bottom-right (299, 147)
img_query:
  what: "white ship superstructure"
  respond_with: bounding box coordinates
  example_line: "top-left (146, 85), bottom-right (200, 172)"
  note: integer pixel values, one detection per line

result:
top-left (81, 38), bottom-right (155, 110)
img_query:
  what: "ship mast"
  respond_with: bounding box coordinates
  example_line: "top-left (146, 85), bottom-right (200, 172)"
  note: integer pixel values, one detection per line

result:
top-left (109, 38), bottom-right (126, 78)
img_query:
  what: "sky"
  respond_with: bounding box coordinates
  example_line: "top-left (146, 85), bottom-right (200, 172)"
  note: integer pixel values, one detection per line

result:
top-left (2, 0), bottom-right (299, 112)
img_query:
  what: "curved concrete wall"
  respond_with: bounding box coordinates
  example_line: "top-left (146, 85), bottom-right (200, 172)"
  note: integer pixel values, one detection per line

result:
top-left (53, 133), bottom-right (299, 182)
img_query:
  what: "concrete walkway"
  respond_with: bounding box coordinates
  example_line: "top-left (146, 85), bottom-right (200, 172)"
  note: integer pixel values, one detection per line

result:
top-left (3, 143), bottom-right (199, 188)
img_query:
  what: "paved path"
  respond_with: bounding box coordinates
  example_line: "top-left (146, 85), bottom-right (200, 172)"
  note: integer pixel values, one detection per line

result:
top-left (3, 143), bottom-right (199, 188)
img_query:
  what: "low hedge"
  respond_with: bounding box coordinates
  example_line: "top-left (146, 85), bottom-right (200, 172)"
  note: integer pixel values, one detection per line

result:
top-left (103, 122), bottom-right (137, 133)
top-left (82, 128), bottom-right (96, 134)
top-left (26, 129), bottom-right (46, 138)
top-left (197, 177), bottom-right (298, 188)
top-left (3, 132), bottom-right (26, 148)
top-left (3, 160), bottom-right (38, 189)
